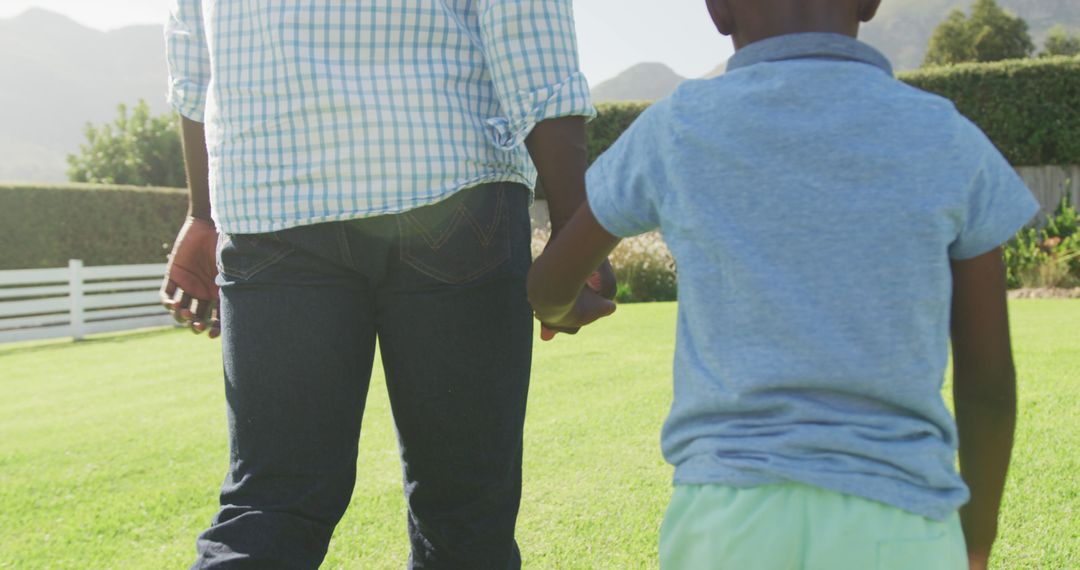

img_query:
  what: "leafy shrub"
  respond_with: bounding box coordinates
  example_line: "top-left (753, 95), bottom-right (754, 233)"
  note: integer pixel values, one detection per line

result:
top-left (898, 57), bottom-right (1080, 166)
top-left (67, 101), bottom-right (186, 188)
top-left (0, 183), bottom-right (186, 270)
top-left (1003, 195), bottom-right (1080, 288)
top-left (532, 228), bottom-right (677, 303)
top-left (587, 102), bottom-right (649, 165)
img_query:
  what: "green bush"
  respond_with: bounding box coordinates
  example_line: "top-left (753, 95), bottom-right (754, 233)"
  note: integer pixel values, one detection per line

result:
top-left (0, 183), bottom-right (187, 270)
top-left (1003, 195), bottom-right (1080, 288)
top-left (531, 227), bottom-right (677, 303)
top-left (588, 58), bottom-right (1080, 168)
top-left (901, 56), bottom-right (1080, 166)
top-left (67, 101), bottom-right (186, 188)
top-left (587, 102), bottom-right (649, 165)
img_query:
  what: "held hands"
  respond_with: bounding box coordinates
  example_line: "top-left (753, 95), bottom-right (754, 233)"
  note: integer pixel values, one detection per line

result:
top-left (536, 259), bottom-right (618, 341)
top-left (160, 217), bottom-right (221, 338)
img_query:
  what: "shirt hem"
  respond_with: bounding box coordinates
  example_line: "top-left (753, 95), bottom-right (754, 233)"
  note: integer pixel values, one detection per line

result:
top-left (212, 173), bottom-right (533, 235)
top-left (672, 463), bottom-right (966, 522)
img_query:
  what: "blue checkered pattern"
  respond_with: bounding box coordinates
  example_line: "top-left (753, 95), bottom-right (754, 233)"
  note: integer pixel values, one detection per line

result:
top-left (165, 0), bottom-right (595, 234)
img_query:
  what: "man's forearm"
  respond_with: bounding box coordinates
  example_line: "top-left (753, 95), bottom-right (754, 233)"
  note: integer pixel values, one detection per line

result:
top-left (180, 115), bottom-right (212, 222)
top-left (525, 116), bottom-right (588, 234)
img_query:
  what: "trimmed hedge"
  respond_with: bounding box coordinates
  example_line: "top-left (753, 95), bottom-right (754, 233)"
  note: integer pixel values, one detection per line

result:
top-left (587, 56), bottom-right (1080, 167)
top-left (587, 102), bottom-right (650, 164)
top-left (902, 56), bottom-right (1080, 166)
top-left (0, 183), bottom-right (187, 270)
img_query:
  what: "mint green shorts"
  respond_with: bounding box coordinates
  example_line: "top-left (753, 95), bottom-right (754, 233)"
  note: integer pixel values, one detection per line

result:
top-left (659, 483), bottom-right (967, 570)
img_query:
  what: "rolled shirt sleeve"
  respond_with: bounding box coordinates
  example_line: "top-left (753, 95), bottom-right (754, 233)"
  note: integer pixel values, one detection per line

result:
top-left (478, 0), bottom-right (596, 150)
top-left (164, 0), bottom-right (211, 122)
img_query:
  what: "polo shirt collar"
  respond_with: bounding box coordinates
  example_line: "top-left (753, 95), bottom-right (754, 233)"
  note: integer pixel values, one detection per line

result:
top-left (726, 32), bottom-right (893, 75)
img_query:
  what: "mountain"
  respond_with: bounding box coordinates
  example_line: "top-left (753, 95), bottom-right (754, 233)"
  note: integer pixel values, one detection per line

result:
top-left (0, 9), bottom-right (169, 182)
top-left (702, 62), bottom-right (727, 79)
top-left (591, 62), bottom-right (687, 103)
top-left (862, 0), bottom-right (1080, 70)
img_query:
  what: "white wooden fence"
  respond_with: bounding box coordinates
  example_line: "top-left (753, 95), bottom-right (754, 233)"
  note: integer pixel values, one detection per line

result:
top-left (0, 261), bottom-right (174, 344)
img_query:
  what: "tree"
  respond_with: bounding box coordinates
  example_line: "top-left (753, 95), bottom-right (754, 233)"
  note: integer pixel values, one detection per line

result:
top-left (1041, 25), bottom-right (1080, 57)
top-left (923, 0), bottom-right (1035, 67)
top-left (67, 100), bottom-right (186, 187)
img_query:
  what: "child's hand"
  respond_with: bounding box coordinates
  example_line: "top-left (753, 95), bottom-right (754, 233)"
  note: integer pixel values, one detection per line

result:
top-left (526, 201), bottom-right (622, 341)
top-left (535, 286), bottom-right (616, 341)
top-left (539, 267), bottom-right (615, 340)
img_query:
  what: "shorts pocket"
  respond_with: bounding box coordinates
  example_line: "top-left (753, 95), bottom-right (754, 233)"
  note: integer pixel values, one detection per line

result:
top-left (217, 233), bottom-right (296, 281)
top-left (398, 184), bottom-right (512, 285)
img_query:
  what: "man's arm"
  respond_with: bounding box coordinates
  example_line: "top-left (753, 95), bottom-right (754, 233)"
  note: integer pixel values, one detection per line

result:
top-left (476, 0), bottom-right (615, 339)
top-left (160, 116), bottom-right (220, 338)
top-left (525, 117), bottom-right (587, 236)
top-left (527, 202), bottom-right (620, 331)
top-left (526, 116), bottom-right (618, 289)
top-left (950, 247), bottom-right (1017, 570)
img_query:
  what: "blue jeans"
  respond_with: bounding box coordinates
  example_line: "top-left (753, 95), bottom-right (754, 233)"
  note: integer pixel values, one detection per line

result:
top-left (192, 183), bottom-right (533, 569)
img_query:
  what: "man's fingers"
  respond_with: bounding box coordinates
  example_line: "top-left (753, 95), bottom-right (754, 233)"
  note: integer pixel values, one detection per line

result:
top-left (587, 271), bottom-right (602, 293)
top-left (191, 297), bottom-right (214, 321)
top-left (539, 323), bottom-right (580, 341)
top-left (170, 290), bottom-right (193, 323)
top-left (160, 279), bottom-right (179, 306)
top-left (208, 307), bottom-right (221, 339)
top-left (596, 261), bottom-right (618, 300)
top-left (576, 294), bottom-right (617, 327)
top-left (187, 298), bottom-right (219, 335)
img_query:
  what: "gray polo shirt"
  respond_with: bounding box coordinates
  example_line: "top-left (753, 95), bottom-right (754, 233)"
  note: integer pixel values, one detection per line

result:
top-left (586, 33), bottom-right (1038, 520)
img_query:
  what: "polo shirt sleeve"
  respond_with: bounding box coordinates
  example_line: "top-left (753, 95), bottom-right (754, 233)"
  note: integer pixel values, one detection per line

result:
top-left (164, 0), bottom-right (211, 122)
top-left (949, 127), bottom-right (1040, 260)
top-left (585, 106), bottom-right (665, 238)
top-left (477, 0), bottom-right (596, 151)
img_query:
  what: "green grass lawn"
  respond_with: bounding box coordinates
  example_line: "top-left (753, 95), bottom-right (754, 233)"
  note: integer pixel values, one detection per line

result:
top-left (0, 301), bottom-right (1076, 569)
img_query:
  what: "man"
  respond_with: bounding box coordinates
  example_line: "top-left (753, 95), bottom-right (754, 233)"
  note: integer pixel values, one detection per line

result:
top-left (162, 1), bottom-right (614, 568)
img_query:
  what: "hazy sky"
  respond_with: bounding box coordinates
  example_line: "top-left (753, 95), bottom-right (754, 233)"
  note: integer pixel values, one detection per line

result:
top-left (0, 0), bottom-right (734, 83)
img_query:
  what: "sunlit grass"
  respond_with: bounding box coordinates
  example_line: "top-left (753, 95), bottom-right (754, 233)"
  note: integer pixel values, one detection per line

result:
top-left (0, 301), bottom-right (1076, 569)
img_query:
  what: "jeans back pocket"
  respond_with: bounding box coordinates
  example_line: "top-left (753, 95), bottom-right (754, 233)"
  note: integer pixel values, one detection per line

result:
top-left (217, 233), bottom-right (296, 282)
top-left (398, 183), bottom-right (513, 285)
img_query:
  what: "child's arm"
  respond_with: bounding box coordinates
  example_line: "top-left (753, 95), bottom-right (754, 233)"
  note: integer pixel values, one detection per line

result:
top-left (527, 202), bottom-right (621, 333)
top-left (950, 247), bottom-right (1017, 570)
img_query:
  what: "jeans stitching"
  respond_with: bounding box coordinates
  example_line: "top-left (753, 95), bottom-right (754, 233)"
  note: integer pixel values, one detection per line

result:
top-left (220, 235), bottom-right (295, 281)
top-left (402, 207), bottom-right (467, 252)
top-left (397, 187), bottom-right (510, 284)
top-left (461, 187), bottom-right (504, 248)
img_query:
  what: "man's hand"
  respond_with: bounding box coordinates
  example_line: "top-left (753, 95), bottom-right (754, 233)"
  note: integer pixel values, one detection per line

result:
top-left (968, 553), bottom-right (989, 570)
top-left (539, 261), bottom-right (616, 340)
top-left (534, 286), bottom-right (616, 337)
top-left (528, 202), bottom-right (621, 341)
top-left (525, 116), bottom-right (620, 340)
top-left (161, 217), bottom-right (220, 338)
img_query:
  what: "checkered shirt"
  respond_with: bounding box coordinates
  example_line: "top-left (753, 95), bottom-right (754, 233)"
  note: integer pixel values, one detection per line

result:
top-left (165, 0), bottom-right (595, 234)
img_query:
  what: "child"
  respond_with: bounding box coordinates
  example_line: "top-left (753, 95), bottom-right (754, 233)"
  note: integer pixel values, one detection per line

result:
top-left (527, 0), bottom-right (1037, 568)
